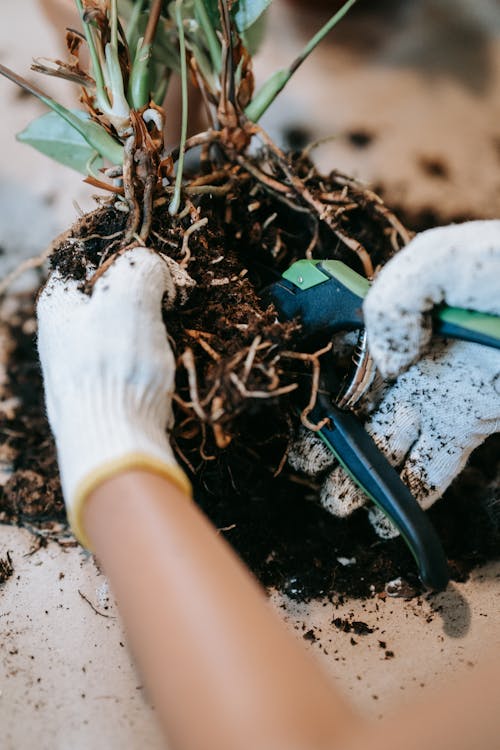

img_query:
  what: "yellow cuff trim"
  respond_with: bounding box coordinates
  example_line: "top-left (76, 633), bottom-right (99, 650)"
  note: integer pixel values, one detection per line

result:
top-left (69, 454), bottom-right (193, 551)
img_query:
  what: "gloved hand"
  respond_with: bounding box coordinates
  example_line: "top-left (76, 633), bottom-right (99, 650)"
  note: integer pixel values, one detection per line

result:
top-left (37, 247), bottom-right (193, 549)
top-left (363, 220), bottom-right (500, 378)
top-left (289, 221), bottom-right (500, 537)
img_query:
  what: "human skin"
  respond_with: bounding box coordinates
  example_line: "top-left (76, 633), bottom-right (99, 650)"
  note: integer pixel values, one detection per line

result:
top-left (84, 470), bottom-right (500, 750)
top-left (35, 6), bottom-right (500, 747)
top-left (84, 470), bottom-right (360, 750)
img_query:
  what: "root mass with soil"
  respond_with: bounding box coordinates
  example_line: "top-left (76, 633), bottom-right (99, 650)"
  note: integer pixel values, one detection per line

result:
top-left (1, 153), bottom-right (499, 601)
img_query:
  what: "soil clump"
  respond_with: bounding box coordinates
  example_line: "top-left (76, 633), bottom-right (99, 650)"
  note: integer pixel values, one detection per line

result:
top-left (0, 156), bottom-right (499, 600)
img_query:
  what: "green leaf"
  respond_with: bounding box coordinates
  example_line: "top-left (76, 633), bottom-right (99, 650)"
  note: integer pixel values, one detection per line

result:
top-left (200, 0), bottom-right (272, 32)
top-left (17, 111), bottom-right (104, 174)
top-left (200, 0), bottom-right (220, 29)
top-left (241, 9), bottom-right (268, 54)
top-left (0, 63), bottom-right (123, 165)
top-left (245, 68), bottom-right (289, 122)
top-left (233, 0), bottom-right (272, 31)
top-left (193, 0), bottom-right (222, 72)
top-left (169, 0), bottom-right (189, 215)
top-left (246, 0), bottom-right (357, 121)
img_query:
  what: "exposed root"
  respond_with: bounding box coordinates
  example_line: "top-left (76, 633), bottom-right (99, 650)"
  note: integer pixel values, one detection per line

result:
top-left (236, 155), bottom-right (290, 195)
top-left (185, 329), bottom-right (221, 361)
top-left (242, 335), bottom-right (262, 383)
top-left (123, 134), bottom-right (141, 243)
top-left (305, 219), bottom-right (319, 260)
top-left (181, 348), bottom-right (207, 421)
top-left (180, 217), bottom-right (208, 268)
top-left (47, 146), bottom-right (408, 475)
top-left (139, 171), bottom-right (156, 242)
top-left (151, 230), bottom-right (178, 248)
top-left (199, 422), bottom-right (217, 461)
top-left (168, 129), bottom-right (222, 164)
top-left (229, 373), bottom-right (298, 400)
top-left (247, 124), bottom-right (380, 275)
top-left (282, 342), bottom-right (333, 432)
top-left (333, 174), bottom-right (411, 251)
top-left (211, 396), bottom-right (232, 449)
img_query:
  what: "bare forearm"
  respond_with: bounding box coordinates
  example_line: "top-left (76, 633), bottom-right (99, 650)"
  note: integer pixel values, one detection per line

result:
top-left (84, 471), bottom-right (359, 750)
top-left (342, 653), bottom-right (500, 750)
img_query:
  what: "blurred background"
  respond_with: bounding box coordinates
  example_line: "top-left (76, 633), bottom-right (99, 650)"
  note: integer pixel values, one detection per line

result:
top-left (3, 0), bottom-right (500, 287)
top-left (1, 2), bottom-right (500, 748)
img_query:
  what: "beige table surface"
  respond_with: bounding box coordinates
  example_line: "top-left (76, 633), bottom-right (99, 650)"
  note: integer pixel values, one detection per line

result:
top-left (0, 3), bottom-right (499, 748)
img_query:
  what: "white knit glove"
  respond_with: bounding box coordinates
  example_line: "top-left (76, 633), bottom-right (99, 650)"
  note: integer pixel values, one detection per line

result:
top-left (363, 220), bottom-right (500, 378)
top-left (37, 247), bottom-right (193, 548)
top-left (289, 221), bottom-right (500, 537)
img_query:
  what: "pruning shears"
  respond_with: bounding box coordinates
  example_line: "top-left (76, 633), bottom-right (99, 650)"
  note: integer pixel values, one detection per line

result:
top-left (265, 259), bottom-right (500, 592)
top-left (272, 258), bottom-right (500, 348)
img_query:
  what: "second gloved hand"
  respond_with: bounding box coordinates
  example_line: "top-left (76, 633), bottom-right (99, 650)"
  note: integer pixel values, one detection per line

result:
top-left (290, 340), bottom-right (500, 537)
top-left (289, 221), bottom-right (500, 537)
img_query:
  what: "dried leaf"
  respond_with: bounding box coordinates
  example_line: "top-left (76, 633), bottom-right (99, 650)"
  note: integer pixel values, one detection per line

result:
top-left (66, 29), bottom-right (84, 58)
top-left (31, 57), bottom-right (94, 88)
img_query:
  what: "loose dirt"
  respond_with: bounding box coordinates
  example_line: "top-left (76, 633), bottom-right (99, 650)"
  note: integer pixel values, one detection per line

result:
top-left (0, 156), bottom-right (498, 600)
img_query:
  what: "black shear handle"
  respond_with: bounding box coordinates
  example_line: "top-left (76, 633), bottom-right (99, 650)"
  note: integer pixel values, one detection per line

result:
top-left (311, 395), bottom-right (450, 591)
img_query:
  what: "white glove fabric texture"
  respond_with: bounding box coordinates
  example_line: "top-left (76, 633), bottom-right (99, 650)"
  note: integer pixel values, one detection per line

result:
top-left (289, 221), bottom-right (500, 537)
top-left (37, 247), bottom-right (193, 549)
top-left (363, 220), bottom-right (500, 378)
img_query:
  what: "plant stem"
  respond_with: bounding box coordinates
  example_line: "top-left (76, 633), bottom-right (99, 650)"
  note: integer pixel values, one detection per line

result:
top-left (74, 0), bottom-right (111, 110)
top-left (246, 0), bottom-right (357, 122)
top-left (110, 0), bottom-right (119, 49)
top-left (219, 0), bottom-right (236, 107)
top-left (105, 42), bottom-right (130, 122)
top-left (153, 67), bottom-right (171, 104)
top-left (129, 40), bottom-right (153, 108)
top-left (125, 0), bottom-right (145, 48)
top-left (143, 0), bottom-right (163, 47)
top-left (289, 0), bottom-right (357, 76)
top-left (169, 0), bottom-right (188, 216)
top-left (193, 0), bottom-right (222, 73)
top-left (128, 0), bottom-right (163, 108)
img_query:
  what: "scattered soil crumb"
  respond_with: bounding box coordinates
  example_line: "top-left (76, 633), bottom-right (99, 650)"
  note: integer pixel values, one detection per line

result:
top-left (385, 577), bottom-right (418, 599)
top-left (0, 168), bottom-right (498, 602)
top-left (0, 291), bottom-right (498, 600)
top-left (303, 629), bottom-right (317, 643)
top-left (0, 551), bottom-right (14, 583)
top-left (332, 617), bottom-right (374, 635)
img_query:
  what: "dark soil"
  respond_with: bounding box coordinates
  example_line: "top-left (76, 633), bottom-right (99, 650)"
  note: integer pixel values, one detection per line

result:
top-left (0, 551), bottom-right (13, 584)
top-left (0, 155), bottom-right (499, 600)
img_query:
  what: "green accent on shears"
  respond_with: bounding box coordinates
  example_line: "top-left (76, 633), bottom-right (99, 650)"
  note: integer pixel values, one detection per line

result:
top-left (316, 429), bottom-right (417, 567)
top-left (282, 259), bottom-right (330, 290)
top-left (283, 259), bottom-right (500, 345)
top-left (436, 306), bottom-right (500, 338)
top-left (319, 260), bottom-right (371, 299)
top-left (282, 258), bottom-right (371, 298)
